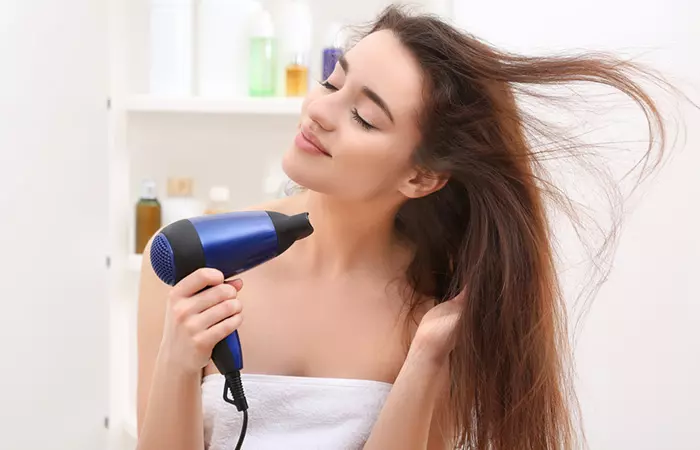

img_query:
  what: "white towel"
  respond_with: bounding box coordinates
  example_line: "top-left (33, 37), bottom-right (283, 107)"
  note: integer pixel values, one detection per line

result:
top-left (202, 373), bottom-right (392, 450)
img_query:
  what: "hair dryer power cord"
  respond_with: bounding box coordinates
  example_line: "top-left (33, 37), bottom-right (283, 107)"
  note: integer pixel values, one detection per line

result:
top-left (223, 371), bottom-right (248, 450)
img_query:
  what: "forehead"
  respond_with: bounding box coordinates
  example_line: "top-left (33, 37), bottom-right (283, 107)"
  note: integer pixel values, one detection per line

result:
top-left (345, 30), bottom-right (424, 122)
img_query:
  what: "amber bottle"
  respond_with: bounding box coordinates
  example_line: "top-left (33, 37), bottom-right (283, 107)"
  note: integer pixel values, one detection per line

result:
top-left (135, 180), bottom-right (161, 254)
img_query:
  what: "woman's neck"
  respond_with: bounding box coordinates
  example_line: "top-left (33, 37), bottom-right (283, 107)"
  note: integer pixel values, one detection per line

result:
top-left (293, 190), bottom-right (406, 278)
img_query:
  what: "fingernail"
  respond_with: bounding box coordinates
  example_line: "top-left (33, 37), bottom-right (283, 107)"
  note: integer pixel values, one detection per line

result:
top-left (226, 279), bottom-right (243, 289)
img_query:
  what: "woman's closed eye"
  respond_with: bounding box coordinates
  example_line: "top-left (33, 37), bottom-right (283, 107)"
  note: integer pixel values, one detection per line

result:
top-left (351, 108), bottom-right (374, 131)
top-left (319, 80), bottom-right (376, 131)
top-left (320, 80), bottom-right (338, 91)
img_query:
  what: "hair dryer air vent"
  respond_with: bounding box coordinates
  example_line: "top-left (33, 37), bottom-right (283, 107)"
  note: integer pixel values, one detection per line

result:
top-left (151, 233), bottom-right (176, 286)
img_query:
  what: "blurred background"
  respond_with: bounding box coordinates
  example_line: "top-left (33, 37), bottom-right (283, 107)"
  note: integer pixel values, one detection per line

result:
top-left (0, 0), bottom-right (697, 449)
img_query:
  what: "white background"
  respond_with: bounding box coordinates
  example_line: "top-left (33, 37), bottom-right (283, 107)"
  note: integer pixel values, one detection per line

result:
top-left (0, 0), bottom-right (110, 449)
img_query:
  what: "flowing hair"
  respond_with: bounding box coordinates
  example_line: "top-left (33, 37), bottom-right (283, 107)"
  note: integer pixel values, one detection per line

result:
top-left (351, 5), bottom-right (679, 449)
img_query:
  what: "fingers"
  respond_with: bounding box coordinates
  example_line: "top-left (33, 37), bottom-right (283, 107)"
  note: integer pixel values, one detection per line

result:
top-left (226, 279), bottom-right (244, 292)
top-left (194, 298), bottom-right (242, 330)
top-left (189, 283), bottom-right (238, 314)
top-left (202, 314), bottom-right (244, 348)
top-left (173, 268), bottom-right (224, 298)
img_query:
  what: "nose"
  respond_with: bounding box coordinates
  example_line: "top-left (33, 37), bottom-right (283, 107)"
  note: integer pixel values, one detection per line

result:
top-left (305, 93), bottom-right (338, 132)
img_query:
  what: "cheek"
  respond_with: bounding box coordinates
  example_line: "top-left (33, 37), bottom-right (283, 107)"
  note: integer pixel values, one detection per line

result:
top-left (334, 135), bottom-right (414, 196)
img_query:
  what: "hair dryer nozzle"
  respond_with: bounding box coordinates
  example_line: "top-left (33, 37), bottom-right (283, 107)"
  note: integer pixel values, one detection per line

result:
top-left (268, 212), bottom-right (314, 255)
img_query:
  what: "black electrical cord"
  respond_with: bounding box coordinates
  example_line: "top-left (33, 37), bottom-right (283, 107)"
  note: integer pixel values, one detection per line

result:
top-left (223, 371), bottom-right (249, 450)
top-left (234, 409), bottom-right (248, 450)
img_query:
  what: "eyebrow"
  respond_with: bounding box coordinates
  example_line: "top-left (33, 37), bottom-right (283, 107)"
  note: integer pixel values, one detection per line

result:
top-left (338, 55), bottom-right (395, 123)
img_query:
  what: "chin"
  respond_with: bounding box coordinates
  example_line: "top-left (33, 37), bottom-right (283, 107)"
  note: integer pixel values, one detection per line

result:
top-left (281, 146), bottom-right (333, 194)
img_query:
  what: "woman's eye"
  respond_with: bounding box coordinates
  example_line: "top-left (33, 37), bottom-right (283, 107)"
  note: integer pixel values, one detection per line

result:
top-left (352, 108), bottom-right (375, 131)
top-left (320, 80), bottom-right (338, 91)
top-left (317, 81), bottom-right (375, 131)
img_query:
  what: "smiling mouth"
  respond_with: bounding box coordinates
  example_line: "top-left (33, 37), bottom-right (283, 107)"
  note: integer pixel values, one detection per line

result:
top-left (299, 129), bottom-right (331, 157)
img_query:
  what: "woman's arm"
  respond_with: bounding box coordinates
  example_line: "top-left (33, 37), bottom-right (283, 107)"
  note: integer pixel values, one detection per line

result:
top-left (363, 342), bottom-right (452, 450)
top-left (364, 295), bottom-right (463, 450)
top-left (136, 238), bottom-right (205, 450)
top-left (136, 358), bottom-right (205, 450)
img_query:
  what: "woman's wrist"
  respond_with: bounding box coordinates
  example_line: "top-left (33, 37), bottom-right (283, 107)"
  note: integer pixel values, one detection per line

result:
top-left (155, 348), bottom-right (203, 380)
top-left (407, 334), bottom-right (451, 369)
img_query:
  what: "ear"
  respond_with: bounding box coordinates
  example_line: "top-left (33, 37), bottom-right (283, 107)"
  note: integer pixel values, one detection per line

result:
top-left (399, 167), bottom-right (448, 199)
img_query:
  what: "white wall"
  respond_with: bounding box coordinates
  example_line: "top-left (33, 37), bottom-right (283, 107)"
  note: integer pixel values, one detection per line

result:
top-left (453, 0), bottom-right (699, 448)
top-left (0, 1), bottom-right (110, 449)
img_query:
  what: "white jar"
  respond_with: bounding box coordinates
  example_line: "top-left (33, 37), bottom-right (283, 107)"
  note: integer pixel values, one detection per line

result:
top-left (197, 0), bottom-right (255, 97)
top-left (161, 177), bottom-right (203, 225)
top-left (149, 0), bottom-right (193, 96)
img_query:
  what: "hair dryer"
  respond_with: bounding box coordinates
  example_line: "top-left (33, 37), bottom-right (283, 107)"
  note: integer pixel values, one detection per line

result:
top-left (149, 210), bottom-right (313, 415)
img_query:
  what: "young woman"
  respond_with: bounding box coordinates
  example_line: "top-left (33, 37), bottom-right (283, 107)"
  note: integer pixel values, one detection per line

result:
top-left (136, 5), bottom-right (668, 450)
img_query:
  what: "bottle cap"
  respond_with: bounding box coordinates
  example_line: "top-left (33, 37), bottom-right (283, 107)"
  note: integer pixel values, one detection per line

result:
top-left (167, 177), bottom-right (194, 197)
top-left (141, 180), bottom-right (158, 200)
top-left (289, 51), bottom-right (308, 66)
top-left (209, 186), bottom-right (230, 203)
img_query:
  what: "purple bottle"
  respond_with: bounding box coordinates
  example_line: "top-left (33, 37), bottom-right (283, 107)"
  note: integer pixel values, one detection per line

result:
top-left (322, 23), bottom-right (344, 81)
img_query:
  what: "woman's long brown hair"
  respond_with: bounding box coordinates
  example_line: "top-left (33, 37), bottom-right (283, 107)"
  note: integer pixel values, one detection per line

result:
top-left (359, 5), bottom-right (672, 449)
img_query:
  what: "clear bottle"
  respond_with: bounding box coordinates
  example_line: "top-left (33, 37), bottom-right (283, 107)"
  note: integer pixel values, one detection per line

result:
top-left (135, 180), bottom-right (161, 254)
top-left (248, 6), bottom-right (276, 97)
top-left (204, 186), bottom-right (231, 214)
top-left (285, 52), bottom-right (308, 96)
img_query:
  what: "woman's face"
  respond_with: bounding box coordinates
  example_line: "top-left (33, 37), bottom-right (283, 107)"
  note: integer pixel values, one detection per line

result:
top-left (282, 30), bottom-right (425, 203)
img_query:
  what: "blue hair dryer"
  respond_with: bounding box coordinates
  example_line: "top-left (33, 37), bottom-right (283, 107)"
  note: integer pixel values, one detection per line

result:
top-left (149, 210), bottom-right (314, 413)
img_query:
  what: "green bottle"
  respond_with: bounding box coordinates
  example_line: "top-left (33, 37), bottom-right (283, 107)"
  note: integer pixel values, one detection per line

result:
top-left (248, 8), bottom-right (276, 97)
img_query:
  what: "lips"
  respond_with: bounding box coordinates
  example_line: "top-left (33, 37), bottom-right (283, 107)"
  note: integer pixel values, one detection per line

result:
top-left (299, 127), bottom-right (331, 157)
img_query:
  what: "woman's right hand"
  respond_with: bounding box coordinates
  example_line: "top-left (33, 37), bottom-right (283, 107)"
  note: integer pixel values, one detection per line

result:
top-left (158, 268), bottom-right (244, 375)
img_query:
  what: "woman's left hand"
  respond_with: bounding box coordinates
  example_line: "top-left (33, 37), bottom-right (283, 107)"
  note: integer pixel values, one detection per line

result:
top-left (411, 292), bottom-right (465, 365)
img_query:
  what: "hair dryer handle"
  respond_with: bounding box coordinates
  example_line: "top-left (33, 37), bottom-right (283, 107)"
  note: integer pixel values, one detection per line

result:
top-left (212, 330), bottom-right (244, 375)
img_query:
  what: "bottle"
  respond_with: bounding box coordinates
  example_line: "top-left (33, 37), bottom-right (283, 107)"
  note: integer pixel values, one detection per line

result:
top-left (149, 0), bottom-right (193, 96)
top-left (135, 180), bottom-right (162, 254)
top-left (282, 0), bottom-right (312, 97)
top-left (248, 5), bottom-right (276, 97)
top-left (197, 0), bottom-right (255, 97)
top-left (161, 177), bottom-right (204, 225)
top-left (204, 186), bottom-right (231, 214)
top-left (285, 52), bottom-right (308, 96)
top-left (322, 23), bottom-right (344, 81)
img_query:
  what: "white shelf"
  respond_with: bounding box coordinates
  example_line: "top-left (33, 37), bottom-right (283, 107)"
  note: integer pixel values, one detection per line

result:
top-left (124, 95), bottom-right (303, 115)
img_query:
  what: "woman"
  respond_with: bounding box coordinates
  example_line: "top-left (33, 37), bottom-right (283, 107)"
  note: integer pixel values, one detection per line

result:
top-left (136, 5), bottom-right (668, 450)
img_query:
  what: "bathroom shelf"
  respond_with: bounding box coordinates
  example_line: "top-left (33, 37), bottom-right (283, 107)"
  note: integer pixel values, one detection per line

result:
top-left (124, 96), bottom-right (304, 115)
